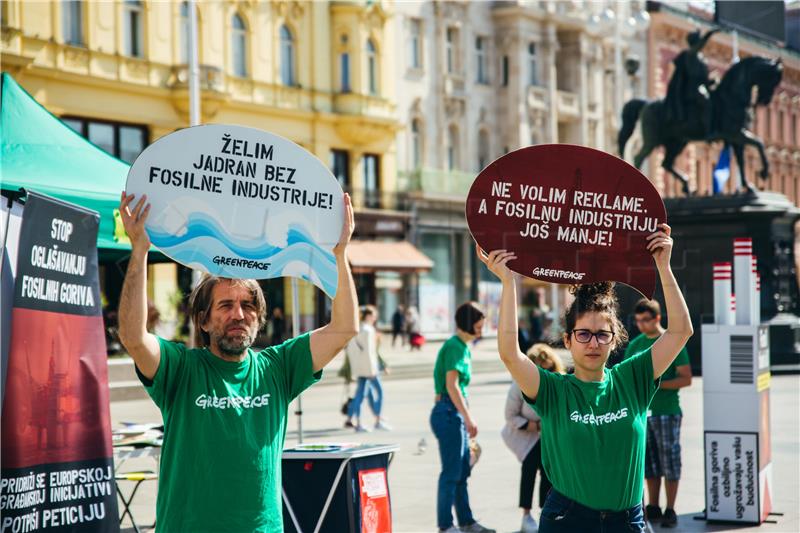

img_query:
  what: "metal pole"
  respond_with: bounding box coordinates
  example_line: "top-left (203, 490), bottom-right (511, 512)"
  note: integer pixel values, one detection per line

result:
top-left (185, 0), bottom-right (202, 347)
top-left (731, 30), bottom-right (740, 64)
top-left (291, 277), bottom-right (303, 443)
top-left (188, 0), bottom-right (200, 127)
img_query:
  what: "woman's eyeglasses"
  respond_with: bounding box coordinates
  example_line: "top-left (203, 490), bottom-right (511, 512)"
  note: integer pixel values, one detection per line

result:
top-left (572, 329), bottom-right (614, 345)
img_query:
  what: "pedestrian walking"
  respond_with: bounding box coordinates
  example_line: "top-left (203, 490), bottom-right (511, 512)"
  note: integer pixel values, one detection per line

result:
top-left (345, 305), bottom-right (391, 431)
top-left (478, 223), bottom-right (692, 533)
top-left (406, 306), bottom-right (423, 351)
top-left (502, 344), bottom-right (564, 533)
top-left (624, 298), bottom-right (692, 528)
top-left (430, 302), bottom-right (496, 533)
top-left (116, 191), bottom-right (359, 533)
top-left (392, 304), bottom-right (406, 347)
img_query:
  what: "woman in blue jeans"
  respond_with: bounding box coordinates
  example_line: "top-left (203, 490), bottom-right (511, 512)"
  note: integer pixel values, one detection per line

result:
top-left (430, 302), bottom-right (495, 533)
top-left (345, 306), bottom-right (390, 431)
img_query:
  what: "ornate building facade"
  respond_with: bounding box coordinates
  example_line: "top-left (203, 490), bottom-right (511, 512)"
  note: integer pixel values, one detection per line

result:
top-left (394, 0), bottom-right (649, 336)
top-left (1, 0), bottom-right (405, 333)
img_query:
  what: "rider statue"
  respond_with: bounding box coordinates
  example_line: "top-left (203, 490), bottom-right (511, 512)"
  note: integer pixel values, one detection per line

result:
top-left (664, 29), bottom-right (719, 139)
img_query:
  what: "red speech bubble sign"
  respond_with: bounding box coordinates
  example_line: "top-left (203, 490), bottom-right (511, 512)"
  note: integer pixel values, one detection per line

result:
top-left (466, 145), bottom-right (667, 298)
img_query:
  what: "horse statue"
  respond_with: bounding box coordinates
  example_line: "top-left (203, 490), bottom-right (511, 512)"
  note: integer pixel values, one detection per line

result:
top-left (619, 49), bottom-right (783, 195)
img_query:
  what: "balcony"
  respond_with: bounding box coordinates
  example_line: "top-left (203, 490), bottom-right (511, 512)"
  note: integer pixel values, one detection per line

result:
top-left (398, 168), bottom-right (476, 199)
top-left (168, 64), bottom-right (230, 121)
top-left (168, 64), bottom-right (226, 93)
top-left (345, 187), bottom-right (411, 212)
top-left (443, 74), bottom-right (466, 97)
top-left (557, 90), bottom-right (580, 119)
top-left (333, 92), bottom-right (395, 120)
top-left (527, 85), bottom-right (548, 111)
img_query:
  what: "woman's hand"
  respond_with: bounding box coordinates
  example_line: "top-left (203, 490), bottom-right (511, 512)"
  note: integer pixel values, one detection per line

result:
top-left (476, 245), bottom-right (517, 284)
top-left (647, 223), bottom-right (673, 271)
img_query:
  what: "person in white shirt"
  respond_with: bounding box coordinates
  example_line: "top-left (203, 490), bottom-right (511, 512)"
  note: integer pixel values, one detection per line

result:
top-left (345, 306), bottom-right (391, 432)
top-left (502, 344), bottom-right (564, 533)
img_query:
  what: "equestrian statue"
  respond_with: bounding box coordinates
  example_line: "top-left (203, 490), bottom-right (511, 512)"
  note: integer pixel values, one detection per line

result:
top-left (618, 29), bottom-right (784, 195)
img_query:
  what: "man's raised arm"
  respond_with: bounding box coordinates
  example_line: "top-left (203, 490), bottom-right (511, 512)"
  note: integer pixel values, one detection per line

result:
top-left (117, 192), bottom-right (161, 379)
top-left (310, 193), bottom-right (359, 372)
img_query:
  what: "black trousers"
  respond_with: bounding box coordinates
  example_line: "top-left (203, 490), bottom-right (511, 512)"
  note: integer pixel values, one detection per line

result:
top-left (520, 440), bottom-right (551, 509)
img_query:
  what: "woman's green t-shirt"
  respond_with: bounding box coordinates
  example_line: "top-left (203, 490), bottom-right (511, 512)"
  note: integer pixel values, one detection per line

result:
top-left (433, 335), bottom-right (472, 398)
top-left (527, 349), bottom-right (659, 511)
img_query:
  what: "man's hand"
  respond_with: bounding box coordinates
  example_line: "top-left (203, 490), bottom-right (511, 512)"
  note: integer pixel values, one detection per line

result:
top-left (120, 192), bottom-right (151, 252)
top-left (333, 193), bottom-right (354, 256)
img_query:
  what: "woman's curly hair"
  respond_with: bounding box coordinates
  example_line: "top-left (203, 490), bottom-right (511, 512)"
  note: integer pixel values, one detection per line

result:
top-left (562, 281), bottom-right (628, 345)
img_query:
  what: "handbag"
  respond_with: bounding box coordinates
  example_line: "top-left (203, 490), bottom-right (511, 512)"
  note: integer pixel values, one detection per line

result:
top-left (469, 438), bottom-right (482, 468)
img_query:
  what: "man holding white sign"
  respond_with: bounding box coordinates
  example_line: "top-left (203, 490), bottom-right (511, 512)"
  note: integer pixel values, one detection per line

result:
top-left (117, 191), bottom-right (358, 533)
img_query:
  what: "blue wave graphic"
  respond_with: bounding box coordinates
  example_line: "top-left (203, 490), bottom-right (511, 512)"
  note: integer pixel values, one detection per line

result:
top-left (149, 212), bottom-right (338, 295)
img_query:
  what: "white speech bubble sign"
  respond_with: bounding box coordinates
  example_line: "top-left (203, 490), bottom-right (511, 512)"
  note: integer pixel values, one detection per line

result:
top-left (125, 124), bottom-right (343, 297)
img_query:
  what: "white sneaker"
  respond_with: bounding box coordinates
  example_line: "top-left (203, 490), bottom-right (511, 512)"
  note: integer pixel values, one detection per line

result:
top-left (354, 424), bottom-right (371, 433)
top-left (375, 420), bottom-right (392, 431)
top-left (521, 514), bottom-right (538, 533)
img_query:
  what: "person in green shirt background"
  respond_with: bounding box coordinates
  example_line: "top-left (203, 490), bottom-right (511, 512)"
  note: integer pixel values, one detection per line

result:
top-left (478, 223), bottom-right (693, 533)
top-left (624, 298), bottom-right (692, 529)
top-left (117, 191), bottom-right (359, 533)
top-left (430, 302), bottom-right (496, 533)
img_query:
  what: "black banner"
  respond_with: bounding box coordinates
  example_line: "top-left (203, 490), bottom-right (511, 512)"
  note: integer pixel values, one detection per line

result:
top-left (1, 191), bottom-right (118, 532)
top-left (12, 192), bottom-right (101, 316)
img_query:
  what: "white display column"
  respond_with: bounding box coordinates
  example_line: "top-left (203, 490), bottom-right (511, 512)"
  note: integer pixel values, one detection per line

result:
top-left (702, 238), bottom-right (772, 524)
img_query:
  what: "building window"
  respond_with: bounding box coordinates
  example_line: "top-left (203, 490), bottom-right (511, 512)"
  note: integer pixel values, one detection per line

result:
top-left (366, 39), bottom-right (378, 95)
top-left (501, 55), bottom-right (509, 87)
top-left (280, 25), bottom-right (295, 86)
top-left (476, 37), bottom-right (489, 84)
top-left (123, 0), bottom-right (144, 57)
top-left (446, 27), bottom-right (458, 74)
top-left (330, 150), bottom-right (350, 188)
top-left (62, 0), bottom-right (84, 46)
top-left (231, 14), bottom-right (248, 77)
top-left (447, 125), bottom-right (459, 171)
top-left (63, 117), bottom-right (148, 164)
top-left (411, 119), bottom-right (422, 169)
top-left (408, 18), bottom-right (422, 69)
top-left (528, 42), bottom-right (539, 86)
top-left (478, 130), bottom-right (490, 170)
top-left (363, 154), bottom-right (380, 208)
top-left (340, 52), bottom-right (350, 92)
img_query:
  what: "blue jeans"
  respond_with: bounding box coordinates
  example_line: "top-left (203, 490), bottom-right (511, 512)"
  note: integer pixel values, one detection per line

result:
top-left (430, 397), bottom-right (475, 530)
top-left (348, 376), bottom-right (383, 419)
top-left (539, 489), bottom-right (645, 533)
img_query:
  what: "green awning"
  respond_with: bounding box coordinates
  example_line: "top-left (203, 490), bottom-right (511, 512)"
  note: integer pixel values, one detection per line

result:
top-left (1, 72), bottom-right (132, 257)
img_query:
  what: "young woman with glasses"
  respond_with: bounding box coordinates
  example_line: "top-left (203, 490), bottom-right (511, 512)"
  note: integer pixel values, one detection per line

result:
top-left (477, 223), bottom-right (693, 533)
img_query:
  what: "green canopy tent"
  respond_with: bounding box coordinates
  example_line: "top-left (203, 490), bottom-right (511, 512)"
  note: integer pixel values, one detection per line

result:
top-left (0, 72), bottom-right (133, 261)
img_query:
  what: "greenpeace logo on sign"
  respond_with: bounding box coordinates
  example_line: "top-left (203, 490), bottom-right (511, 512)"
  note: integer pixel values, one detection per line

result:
top-left (212, 256), bottom-right (271, 271)
top-left (532, 267), bottom-right (585, 281)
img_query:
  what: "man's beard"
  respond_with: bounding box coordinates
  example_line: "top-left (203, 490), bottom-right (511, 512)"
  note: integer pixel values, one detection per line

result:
top-left (213, 328), bottom-right (256, 356)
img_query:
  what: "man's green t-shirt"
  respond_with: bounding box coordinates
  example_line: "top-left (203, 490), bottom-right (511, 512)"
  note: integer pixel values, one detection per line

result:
top-left (136, 333), bottom-right (320, 533)
top-left (433, 335), bottom-right (471, 398)
top-left (623, 333), bottom-right (690, 416)
top-left (527, 349), bottom-right (659, 511)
